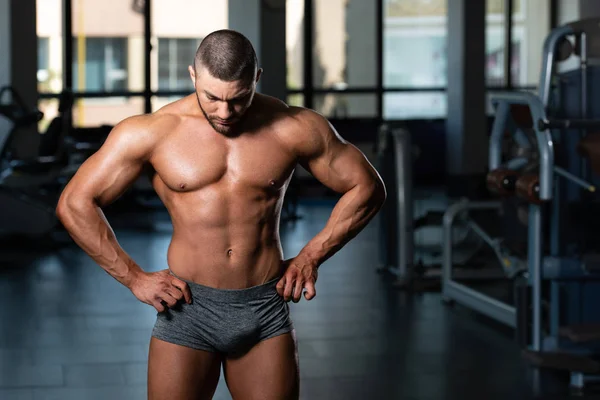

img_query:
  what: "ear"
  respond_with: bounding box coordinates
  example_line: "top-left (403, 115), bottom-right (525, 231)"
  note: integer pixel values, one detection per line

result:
top-left (256, 68), bottom-right (263, 83)
top-left (188, 65), bottom-right (196, 84)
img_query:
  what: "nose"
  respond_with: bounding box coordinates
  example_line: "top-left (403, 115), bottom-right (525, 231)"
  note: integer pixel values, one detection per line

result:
top-left (216, 102), bottom-right (234, 120)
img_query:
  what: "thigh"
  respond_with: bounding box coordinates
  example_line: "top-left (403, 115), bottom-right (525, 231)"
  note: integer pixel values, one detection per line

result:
top-left (223, 331), bottom-right (299, 400)
top-left (148, 337), bottom-right (223, 400)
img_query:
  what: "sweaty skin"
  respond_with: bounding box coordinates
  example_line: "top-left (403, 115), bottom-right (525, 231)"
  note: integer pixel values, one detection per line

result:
top-left (56, 80), bottom-right (385, 311)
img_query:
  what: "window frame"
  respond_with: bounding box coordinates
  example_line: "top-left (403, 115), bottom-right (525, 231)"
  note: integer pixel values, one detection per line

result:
top-left (38, 0), bottom-right (556, 121)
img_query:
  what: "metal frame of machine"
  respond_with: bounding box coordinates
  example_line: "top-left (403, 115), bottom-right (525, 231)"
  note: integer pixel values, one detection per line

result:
top-left (442, 19), bottom-right (600, 389)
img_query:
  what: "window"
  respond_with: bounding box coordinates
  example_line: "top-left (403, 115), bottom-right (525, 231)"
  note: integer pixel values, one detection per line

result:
top-left (37, 38), bottom-right (50, 92)
top-left (384, 92), bottom-right (447, 119)
top-left (158, 38), bottom-right (201, 91)
top-left (383, 0), bottom-right (447, 119)
top-left (37, 98), bottom-right (59, 133)
top-left (511, 0), bottom-right (549, 86)
top-left (314, 94), bottom-right (378, 118)
top-left (383, 0), bottom-right (447, 88)
top-left (486, 0), bottom-right (506, 86)
top-left (36, 0), bottom-right (62, 93)
top-left (286, 0), bottom-right (304, 89)
top-left (73, 38), bottom-right (129, 92)
top-left (74, 97), bottom-right (145, 127)
top-left (72, 0), bottom-right (144, 93)
top-left (151, 0), bottom-right (228, 92)
top-left (313, 0), bottom-right (377, 88)
top-left (287, 94), bottom-right (304, 107)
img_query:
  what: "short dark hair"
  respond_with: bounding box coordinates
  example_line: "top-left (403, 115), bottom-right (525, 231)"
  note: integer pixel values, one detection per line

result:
top-left (193, 29), bottom-right (258, 83)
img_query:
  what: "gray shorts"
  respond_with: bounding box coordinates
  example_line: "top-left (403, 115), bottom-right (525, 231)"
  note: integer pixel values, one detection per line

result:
top-left (151, 270), bottom-right (294, 354)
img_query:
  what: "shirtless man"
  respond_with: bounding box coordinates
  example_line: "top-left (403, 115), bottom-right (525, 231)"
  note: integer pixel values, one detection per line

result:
top-left (56, 29), bottom-right (386, 400)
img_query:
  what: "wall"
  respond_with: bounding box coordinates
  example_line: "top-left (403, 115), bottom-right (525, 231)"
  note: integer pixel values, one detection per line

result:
top-left (578, 0), bottom-right (600, 19)
top-left (0, 0), bottom-right (10, 88)
top-left (260, 2), bottom-right (287, 101)
top-left (228, 0), bottom-right (261, 91)
top-left (446, 0), bottom-right (487, 195)
top-left (153, 0), bottom-right (228, 38)
top-left (0, 0), bottom-right (11, 151)
top-left (10, 0), bottom-right (38, 158)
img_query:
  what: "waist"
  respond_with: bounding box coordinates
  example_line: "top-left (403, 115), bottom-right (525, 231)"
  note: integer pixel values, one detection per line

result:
top-left (167, 239), bottom-right (284, 289)
top-left (168, 268), bottom-right (281, 302)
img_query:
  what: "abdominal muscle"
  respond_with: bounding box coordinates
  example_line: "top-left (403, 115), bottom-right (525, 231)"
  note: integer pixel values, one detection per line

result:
top-left (161, 186), bottom-right (286, 289)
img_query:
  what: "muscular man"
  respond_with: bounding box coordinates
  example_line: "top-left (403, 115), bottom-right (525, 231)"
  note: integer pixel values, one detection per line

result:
top-left (56, 29), bottom-right (386, 400)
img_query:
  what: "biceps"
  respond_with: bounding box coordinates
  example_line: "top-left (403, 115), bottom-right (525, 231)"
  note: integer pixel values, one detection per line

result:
top-left (63, 148), bottom-right (144, 207)
top-left (302, 143), bottom-right (377, 193)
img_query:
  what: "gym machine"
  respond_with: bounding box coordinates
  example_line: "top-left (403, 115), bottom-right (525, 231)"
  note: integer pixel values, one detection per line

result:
top-left (0, 87), bottom-right (72, 238)
top-left (377, 123), bottom-right (503, 291)
top-left (442, 18), bottom-right (600, 390)
top-left (376, 124), bottom-right (414, 284)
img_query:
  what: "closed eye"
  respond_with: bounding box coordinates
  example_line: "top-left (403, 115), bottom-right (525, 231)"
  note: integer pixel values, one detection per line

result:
top-left (231, 94), bottom-right (250, 103)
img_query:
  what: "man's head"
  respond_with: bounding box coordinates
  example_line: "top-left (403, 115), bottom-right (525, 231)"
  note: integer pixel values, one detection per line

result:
top-left (189, 29), bottom-right (262, 135)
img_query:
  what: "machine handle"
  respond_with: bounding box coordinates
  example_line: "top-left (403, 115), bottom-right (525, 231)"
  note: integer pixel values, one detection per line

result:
top-left (554, 166), bottom-right (596, 192)
top-left (538, 118), bottom-right (600, 131)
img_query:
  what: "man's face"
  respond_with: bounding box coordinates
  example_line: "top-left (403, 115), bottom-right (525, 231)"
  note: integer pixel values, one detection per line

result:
top-left (189, 66), bottom-right (260, 135)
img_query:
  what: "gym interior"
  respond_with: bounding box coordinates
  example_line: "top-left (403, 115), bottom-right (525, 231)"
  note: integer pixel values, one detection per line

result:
top-left (2, 0), bottom-right (600, 399)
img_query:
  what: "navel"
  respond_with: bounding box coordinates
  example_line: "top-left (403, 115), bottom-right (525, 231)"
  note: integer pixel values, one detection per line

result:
top-left (269, 180), bottom-right (276, 187)
top-left (179, 183), bottom-right (186, 190)
top-left (227, 249), bottom-right (233, 257)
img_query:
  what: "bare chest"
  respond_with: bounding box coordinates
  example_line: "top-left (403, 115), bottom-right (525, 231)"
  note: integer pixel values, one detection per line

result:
top-left (150, 131), bottom-right (296, 193)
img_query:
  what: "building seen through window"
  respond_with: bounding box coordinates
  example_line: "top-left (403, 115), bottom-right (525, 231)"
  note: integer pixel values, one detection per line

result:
top-left (36, 0), bottom-right (228, 126)
top-left (36, 0), bottom-right (550, 122)
top-left (158, 38), bottom-right (202, 92)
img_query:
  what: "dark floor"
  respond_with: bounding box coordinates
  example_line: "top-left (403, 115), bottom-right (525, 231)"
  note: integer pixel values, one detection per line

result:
top-left (0, 199), bottom-right (596, 399)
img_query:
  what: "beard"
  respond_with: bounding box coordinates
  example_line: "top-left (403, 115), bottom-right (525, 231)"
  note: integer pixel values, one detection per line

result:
top-left (196, 93), bottom-right (241, 136)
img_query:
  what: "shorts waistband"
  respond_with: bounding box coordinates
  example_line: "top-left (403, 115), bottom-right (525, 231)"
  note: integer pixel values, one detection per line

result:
top-left (168, 269), bottom-right (281, 302)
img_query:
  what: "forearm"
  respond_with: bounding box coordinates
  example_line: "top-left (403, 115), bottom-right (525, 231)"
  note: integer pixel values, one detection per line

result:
top-left (299, 181), bottom-right (385, 266)
top-left (56, 198), bottom-right (143, 288)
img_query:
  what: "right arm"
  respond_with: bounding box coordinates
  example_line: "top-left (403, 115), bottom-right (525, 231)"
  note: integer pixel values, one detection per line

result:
top-left (56, 115), bottom-right (190, 310)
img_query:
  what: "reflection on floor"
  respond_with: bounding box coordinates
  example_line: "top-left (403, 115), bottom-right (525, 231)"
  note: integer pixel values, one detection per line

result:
top-left (0, 199), bottom-right (593, 399)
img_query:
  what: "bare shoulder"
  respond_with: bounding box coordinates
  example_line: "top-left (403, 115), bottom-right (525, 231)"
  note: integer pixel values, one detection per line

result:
top-left (278, 104), bottom-right (347, 158)
top-left (102, 109), bottom-right (181, 161)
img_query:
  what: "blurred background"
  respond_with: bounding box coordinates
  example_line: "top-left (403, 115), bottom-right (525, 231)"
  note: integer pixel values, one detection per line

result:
top-left (3, 0), bottom-right (600, 399)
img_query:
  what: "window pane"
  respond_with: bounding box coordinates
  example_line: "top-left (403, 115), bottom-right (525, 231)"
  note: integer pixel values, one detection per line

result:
top-left (73, 38), bottom-right (129, 92)
top-left (73, 97), bottom-right (144, 127)
top-left (287, 0), bottom-right (304, 89)
top-left (313, 93), bottom-right (377, 118)
top-left (152, 96), bottom-right (186, 113)
top-left (72, 1), bottom-right (144, 93)
top-left (37, 0), bottom-right (63, 93)
top-left (152, 0), bottom-right (228, 92)
top-left (287, 94), bottom-right (304, 107)
top-left (486, 0), bottom-right (506, 86)
top-left (157, 38), bottom-right (202, 91)
top-left (384, 92), bottom-right (446, 119)
top-left (313, 0), bottom-right (377, 88)
top-left (38, 98), bottom-right (59, 133)
top-left (384, 0), bottom-right (447, 88)
top-left (512, 0), bottom-right (549, 86)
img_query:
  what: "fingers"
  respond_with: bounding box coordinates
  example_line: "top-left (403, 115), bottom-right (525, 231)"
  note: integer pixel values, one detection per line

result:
top-left (170, 278), bottom-right (192, 304)
top-left (155, 279), bottom-right (189, 310)
top-left (282, 275), bottom-right (294, 302)
top-left (293, 278), bottom-right (304, 303)
top-left (152, 299), bottom-right (165, 313)
top-left (164, 287), bottom-right (183, 303)
top-left (279, 269), bottom-right (317, 302)
top-left (303, 279), bottom-right (316, 301)
top-left (276, 276), bottom-right (286, 297)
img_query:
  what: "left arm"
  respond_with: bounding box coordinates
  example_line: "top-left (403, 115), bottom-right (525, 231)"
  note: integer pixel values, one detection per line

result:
top-left (277, 109), bottom-right (387, 301)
